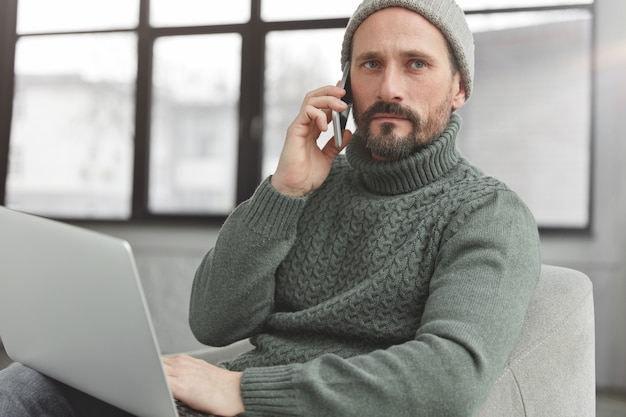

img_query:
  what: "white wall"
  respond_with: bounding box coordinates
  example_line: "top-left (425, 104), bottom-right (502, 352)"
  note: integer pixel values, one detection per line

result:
top-left (87, 0), bottom-right (626, 390)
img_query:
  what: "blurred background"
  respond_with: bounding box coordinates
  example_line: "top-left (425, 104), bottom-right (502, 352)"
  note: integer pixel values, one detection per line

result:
top-left (0, 0), bottom-right (624, 410)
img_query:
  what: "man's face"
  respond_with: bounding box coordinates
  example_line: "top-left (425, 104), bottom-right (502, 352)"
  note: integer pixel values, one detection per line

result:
top-left (350, 7), bottom-right (466, 160)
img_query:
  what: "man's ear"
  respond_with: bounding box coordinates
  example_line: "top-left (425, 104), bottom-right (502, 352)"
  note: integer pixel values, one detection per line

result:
top-left (451, 72), bottom-right (467, 111)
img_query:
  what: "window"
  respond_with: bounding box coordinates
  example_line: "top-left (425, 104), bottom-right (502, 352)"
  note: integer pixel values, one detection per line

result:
top-left (150, 34), bottom-right (241, 215)
top-left (263, 29), bottom-right (354, 176)
top-left (16, 0), bottom-right (139, 33)
top-left (460, 8), bottom-right (593, 228)
top-left (0, 0), bottom-right (594, 230)
top-left (9, 33), bottom-right (136, 219)
top-left (261, 0), bottom-right (362, 21)
top-left (150, 0), bottom-right (250, 26)
top-left (261, 1), bottom-right (594, 230)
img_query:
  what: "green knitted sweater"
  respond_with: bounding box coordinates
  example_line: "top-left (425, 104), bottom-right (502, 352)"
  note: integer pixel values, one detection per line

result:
top-left (189, 113), bottom-right (541, 417)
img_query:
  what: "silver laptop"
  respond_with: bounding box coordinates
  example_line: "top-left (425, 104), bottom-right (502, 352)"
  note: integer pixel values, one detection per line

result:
top-left (0, 206), bottom-right (208, 417)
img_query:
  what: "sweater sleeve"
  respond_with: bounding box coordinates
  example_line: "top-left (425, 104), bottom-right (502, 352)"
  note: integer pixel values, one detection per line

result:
top-left (238, 190), bottom-right (541, 417)
top-left (189, 178), bottom-right (308, 346)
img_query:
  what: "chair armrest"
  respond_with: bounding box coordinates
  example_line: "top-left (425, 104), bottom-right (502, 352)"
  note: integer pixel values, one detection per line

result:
top-left (183, 339), bottom-right (254, 365)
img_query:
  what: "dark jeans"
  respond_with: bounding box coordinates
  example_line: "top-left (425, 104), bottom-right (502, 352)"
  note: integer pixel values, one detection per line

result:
top-left (0, 364), bottom-right (134, 417)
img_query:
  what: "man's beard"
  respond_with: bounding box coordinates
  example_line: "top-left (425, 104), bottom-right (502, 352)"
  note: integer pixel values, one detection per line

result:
top-left (354, 97), bottom-right (453, 161)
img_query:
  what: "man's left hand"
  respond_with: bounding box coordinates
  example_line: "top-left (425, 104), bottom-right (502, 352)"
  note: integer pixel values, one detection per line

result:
top-left (163, 354), bottom-right (244, 417)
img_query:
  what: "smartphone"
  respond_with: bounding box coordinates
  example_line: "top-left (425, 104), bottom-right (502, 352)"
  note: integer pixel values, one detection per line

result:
top-left (332, 62), bottom-right (353, 148)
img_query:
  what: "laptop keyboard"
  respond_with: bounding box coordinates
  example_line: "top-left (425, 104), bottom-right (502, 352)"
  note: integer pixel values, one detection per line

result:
top-left (175, 399), bottom-right (214, 417)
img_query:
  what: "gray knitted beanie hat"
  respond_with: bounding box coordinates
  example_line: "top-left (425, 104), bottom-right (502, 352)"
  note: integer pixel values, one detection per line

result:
top-left (341, 0), bottom-right (475, 99)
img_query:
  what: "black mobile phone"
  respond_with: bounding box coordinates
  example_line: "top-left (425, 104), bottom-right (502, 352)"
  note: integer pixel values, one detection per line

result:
top-left (332, 62), bottom-right (353, 148)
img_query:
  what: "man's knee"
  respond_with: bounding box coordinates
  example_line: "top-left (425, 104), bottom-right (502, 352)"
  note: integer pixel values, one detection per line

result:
top-left (0, 365), bottom-right (76, 416)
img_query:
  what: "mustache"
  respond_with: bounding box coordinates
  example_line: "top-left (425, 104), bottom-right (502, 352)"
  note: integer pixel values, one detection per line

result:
top-left (360, 101), bottom-right (421, 127)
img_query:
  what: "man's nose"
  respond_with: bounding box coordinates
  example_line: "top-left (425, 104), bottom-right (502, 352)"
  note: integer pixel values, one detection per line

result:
top-left (377, 66), bottom-right (404, 103)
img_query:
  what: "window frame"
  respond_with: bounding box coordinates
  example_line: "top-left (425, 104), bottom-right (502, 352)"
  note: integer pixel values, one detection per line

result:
top-left (0, 0), bottom-right (595, 233)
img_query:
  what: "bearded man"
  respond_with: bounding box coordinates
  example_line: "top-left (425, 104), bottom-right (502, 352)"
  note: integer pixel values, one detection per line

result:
top-left (0, 1), bottom-right (541, 416)
top-left (164, 1), bottom-right (541, 416)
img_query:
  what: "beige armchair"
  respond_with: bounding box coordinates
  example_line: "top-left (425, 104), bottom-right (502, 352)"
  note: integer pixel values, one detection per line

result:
top-left (476, 264), bottom-right (595, 416)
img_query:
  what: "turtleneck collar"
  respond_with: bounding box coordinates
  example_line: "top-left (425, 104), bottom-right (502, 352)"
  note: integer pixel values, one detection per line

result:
top-left (346, 112), bottom-right (463, 196)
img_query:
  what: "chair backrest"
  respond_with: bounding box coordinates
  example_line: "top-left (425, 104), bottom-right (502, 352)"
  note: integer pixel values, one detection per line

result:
top-left (476, 264), bottom-right (596, 416)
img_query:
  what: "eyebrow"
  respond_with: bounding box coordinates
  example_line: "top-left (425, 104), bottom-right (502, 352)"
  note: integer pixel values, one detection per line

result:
top-left (355, 49), bottom-right (437, 63)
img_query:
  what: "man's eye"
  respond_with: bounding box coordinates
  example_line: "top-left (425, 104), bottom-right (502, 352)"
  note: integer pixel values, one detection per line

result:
top-left (411, 60), bottom-right (426, 69)
top-left (364, 61), bottom-right (379, 69)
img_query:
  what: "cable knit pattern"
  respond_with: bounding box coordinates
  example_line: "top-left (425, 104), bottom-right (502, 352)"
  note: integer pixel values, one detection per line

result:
top-left (189, 113), bottom-right (542, 416)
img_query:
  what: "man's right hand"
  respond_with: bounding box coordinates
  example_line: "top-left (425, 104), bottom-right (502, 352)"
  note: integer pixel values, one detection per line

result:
top-left (270, 85), bottom-right (352, 197)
